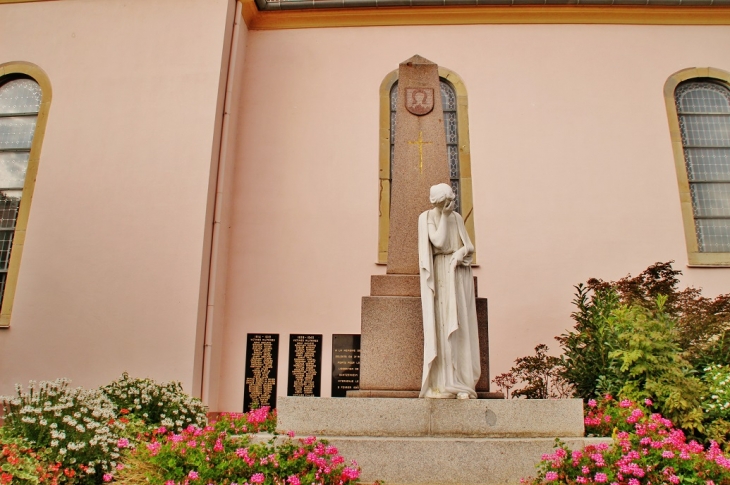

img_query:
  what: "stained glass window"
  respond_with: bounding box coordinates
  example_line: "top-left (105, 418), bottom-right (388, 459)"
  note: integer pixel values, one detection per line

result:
top-left (390, 79), bottom-right (461, 212)
top-left (675, 81), bottom-right (730, 253)
top-left (0, 77), bottom-right (41, 306)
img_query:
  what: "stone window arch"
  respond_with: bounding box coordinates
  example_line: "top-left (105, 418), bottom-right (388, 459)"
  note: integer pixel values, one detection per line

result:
top-left (0, 62), bottom-right (52, 326)
top-left (378, 67), bottom-right (476, 264)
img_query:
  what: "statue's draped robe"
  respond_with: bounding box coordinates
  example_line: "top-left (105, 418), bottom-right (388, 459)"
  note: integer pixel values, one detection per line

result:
top-left (418, 210), bottom-right (480, 398)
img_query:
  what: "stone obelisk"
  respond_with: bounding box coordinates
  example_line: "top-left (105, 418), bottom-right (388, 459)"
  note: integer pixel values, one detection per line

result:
top-left (387, 55), bottom-right (451, 275)
top-left (351, 55), bottom-right (495, 398)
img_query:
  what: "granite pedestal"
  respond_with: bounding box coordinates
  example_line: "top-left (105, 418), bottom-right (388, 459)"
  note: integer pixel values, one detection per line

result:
top-left (350, 274), bottom-right (498, 398)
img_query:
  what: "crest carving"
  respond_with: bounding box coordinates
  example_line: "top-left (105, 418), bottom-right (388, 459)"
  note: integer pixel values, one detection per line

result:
top-left (405, 88), bottom-right (434, 116)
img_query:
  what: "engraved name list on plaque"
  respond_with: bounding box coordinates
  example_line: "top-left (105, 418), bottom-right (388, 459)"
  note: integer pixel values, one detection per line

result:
top-left (287, 334), bottom-right (322, 397)
top-left (243, 333), bottom-right (279, 411)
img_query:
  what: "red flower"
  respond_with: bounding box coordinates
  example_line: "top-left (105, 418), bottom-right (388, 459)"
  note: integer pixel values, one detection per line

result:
top-left (64, 468), bottom-right (76, 478)
top-left (120, 408), bottom-right (130, 415)
top-left (1, 473), bottom-right (13, 485)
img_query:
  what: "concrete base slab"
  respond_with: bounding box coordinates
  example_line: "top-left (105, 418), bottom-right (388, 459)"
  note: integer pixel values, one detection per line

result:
top-left (326, 435), bottom-right (611, 485)
top-left (277, 397), bottom-right (585, 438)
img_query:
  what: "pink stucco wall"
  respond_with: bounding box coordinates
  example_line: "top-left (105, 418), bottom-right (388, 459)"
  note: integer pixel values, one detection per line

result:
top-left (218, 23), bottom-right (730, 410)
top-left (1, 1), bottom-right (729, 411)
top-left (0, 0), bottom-right (234, 396)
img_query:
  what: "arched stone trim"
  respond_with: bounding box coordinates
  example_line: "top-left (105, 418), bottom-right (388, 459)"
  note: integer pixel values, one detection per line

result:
top-left (377, 66), bottom-right (476, 265)
top-left (0, 61), bottom-right (52, 327)
top-left (664, 67), bottom-right (730, 267)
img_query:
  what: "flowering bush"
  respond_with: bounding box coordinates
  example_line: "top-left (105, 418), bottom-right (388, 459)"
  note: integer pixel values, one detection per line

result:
top-left (0, 434), bottom-right (62, 485)
top-left (116, 407), bottom-right (360, 485)
top-left (0, 379), bottom-right (125, 484)
top-left (211, 407), bottom-right (278, 435)
top-left (702, 365), bottom-right (730, 421)
top-left (101, 373), bottom-right (207, 433)
top-left (525, 398), bottom-right (730, 485)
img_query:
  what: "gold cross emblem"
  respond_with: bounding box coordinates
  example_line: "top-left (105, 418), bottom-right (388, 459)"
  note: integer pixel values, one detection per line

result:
top-left (408, 131), bottom-right (432, 173)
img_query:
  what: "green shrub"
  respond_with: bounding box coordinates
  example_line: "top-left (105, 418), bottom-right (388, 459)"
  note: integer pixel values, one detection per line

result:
top-left (557, 285), bottom-right (621, 401)
top-left (600, 296), bottom-right (706, 433)
top-left (100, 372), bottom-right (207, 433)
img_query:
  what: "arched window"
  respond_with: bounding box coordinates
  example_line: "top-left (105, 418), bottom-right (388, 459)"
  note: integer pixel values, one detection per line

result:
top-left (378, 67), bottom-right (476, 264)
top-left (0, 62), bottom-right (51, 326)
top-left (665, 68), bottom-right (730, 266)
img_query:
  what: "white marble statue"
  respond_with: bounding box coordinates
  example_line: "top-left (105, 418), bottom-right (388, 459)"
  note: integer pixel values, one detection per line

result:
top-left (418, 183), bottom-right (480, 399)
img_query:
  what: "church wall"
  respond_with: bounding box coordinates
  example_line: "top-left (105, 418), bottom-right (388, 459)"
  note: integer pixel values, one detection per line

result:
top-left (0, 0), bottom-right (235, 396)
top-left (220, 23), bottom-right (730, 409)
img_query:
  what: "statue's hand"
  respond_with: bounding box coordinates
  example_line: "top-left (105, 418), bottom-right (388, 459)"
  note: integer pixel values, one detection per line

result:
top-left (442, 199), bottom-right (455, 216)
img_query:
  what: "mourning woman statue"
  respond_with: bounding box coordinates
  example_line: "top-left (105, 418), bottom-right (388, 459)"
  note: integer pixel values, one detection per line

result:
top-left (418, 183), bottom-right (480, 399)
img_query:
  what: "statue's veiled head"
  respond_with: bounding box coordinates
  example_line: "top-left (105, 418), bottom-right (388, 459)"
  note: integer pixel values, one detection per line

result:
top-left (429, 183), bottom-right (455, 206)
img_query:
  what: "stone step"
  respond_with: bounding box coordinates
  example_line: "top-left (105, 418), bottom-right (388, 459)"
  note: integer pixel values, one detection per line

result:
top-left (320, 435), bottom-right (611, 485)
top-left (277, 397), bottom-right (585, 438)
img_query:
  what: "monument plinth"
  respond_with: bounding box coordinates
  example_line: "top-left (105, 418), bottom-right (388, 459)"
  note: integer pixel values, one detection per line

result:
top-left (352, 55), bottom-right (496, 398)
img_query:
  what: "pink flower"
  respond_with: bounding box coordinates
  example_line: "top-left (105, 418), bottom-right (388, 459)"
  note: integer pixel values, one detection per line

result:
top-left (620, 399), bottom-right (632, 408)
top-left (287, 476), bottom-right (301, 485)
top-left (250, 473), bottom-right (265, 484)
top-left (545, 472), bottom-right (559, 481)
top-left (663, 451), bottom-right (676, 459)
top-left (187, 440), bottom-right (198, 448)
top-left (303, 436), bottom-right (316, 445)
top-left (117, 438), bottom-right (129, 448)
top-left (669, 475), bottom-right (680, 484)
top-left (146, 441), bottom-right (162, 456)
top-left (341, 467), bottom-right (360, 480)
top-left (188, 470), bottom-right (199, 480)
top-left (576, 477), bottom-right (588, 484)
top-left (588, 399), bottom-right (597, 408)
top-left (287, 430), bottom-right (295, 438)
top-left (644, 398), bottom-right (653, 406)
top-left (595, 473), bottom-right (608, 483)
top-left (582, 466), bottom-right (590, 475)
top-left (116, 463), bottom-right (124, 470)
top-left (103, 474), bottom-right (113, 482)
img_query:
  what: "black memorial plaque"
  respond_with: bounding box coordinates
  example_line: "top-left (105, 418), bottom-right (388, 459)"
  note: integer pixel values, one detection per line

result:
top-left (331, 334), bottom-right (361, 398)
top-left (287, 334), bottom-right (322, 397)
top-left (243, 334), bottom-right (279, 411)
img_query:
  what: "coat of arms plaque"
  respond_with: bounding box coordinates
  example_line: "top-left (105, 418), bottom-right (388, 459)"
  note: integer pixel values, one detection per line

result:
top-left (405, 88), bottom-right (434, 116)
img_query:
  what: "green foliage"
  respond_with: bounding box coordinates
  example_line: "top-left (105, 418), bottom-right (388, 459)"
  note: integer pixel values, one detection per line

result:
top-left (100, 372), bottom-right (207, 434)
top-left (557, 285), bottom-right (620, 401)
top-left (601, 296), bottom-right (706, 432)
top-left (0, 379), bottom-right (124, 484)
top-left (584, 261), bottom-right (730, 371)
